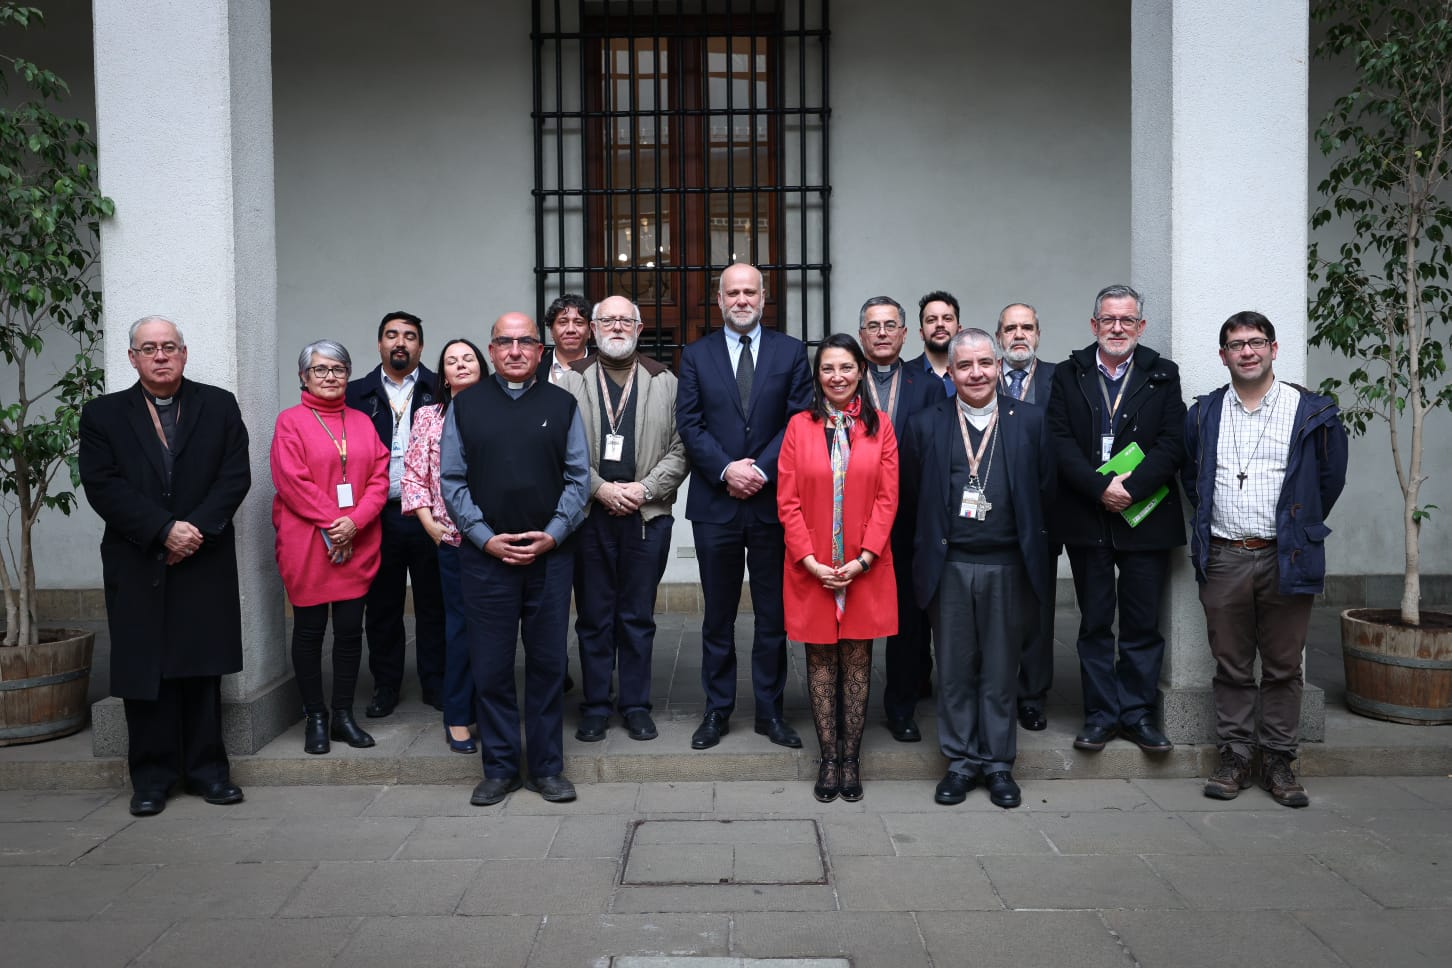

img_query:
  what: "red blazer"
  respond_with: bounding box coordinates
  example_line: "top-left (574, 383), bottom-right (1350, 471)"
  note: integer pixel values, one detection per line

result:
top-left (777, 409), bottom-right (899, 644)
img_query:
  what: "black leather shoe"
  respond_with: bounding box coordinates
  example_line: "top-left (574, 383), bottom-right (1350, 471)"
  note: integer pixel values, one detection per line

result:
top-left (934, 771), bottom-right (977, 805)
top-left (754, 717), bottom-right (803, 748)
top-left (129, 789), bottom-right (168, 817)
top-left (526, 773), bottom-right (577, 802)
top-left (1122, 718), bottom-right (1173, 753)
top-left (885, 717), bottom-right (922, 743)
top-left (840, 756), bottom-right (864, 802)
top-left (184, 779), bottom-right (244, 805)
top-left (1017, 704), bottom-right (1047, 731)
top-left (470, 775), bottom-right (521, 806)
top-left (691, 711), bottom-right (730, 749)
top-left (984, 771), bottom-right (1022, 809)
top-left (303, 710), bottom-right (330, 754)
top-left (813, 756), bottom-right (840, 802)
top-left (575, 714), bottom-right (608, 742)
top-left (1073, 723), bottom-right (1116, 751)
top-left (365, 686), bottom-right (398, 719)
top-left (624, 710), bottom-right (658, 741)
top-left (330, 708), bottom-right (375, 748)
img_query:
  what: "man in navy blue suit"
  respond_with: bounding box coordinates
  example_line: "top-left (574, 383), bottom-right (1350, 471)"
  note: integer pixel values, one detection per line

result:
top-left (858, 295), bottom-right (946, 743)
top-left (995, 303), bottom-right (1059, 732)
top-left (676, 263), bottom-right (813, 750)
top-left (902, 329), bottom-right (1055, 809)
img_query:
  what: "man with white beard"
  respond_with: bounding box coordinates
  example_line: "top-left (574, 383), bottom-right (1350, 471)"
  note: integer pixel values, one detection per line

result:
top-left (557, 296), bottom-right (689, 742)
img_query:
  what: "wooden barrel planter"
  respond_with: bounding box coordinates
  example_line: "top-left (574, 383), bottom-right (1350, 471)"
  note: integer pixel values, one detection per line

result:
top-left (1341, 608), bottom-right (1452, 725)
top-left (0, 628), bottom-right (96, 746)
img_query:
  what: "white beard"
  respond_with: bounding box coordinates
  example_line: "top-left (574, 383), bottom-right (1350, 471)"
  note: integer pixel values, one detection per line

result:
top-left (599, 334), bottom-right (638, 360)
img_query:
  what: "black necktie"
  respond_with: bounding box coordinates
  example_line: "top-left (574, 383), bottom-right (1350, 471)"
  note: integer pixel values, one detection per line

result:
top-left (737, 334), bottom-right (754, 411)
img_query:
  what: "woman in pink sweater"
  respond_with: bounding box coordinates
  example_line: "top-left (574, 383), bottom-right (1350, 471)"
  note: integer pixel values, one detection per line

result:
top-left (271, 340), bottom-right (390, 754)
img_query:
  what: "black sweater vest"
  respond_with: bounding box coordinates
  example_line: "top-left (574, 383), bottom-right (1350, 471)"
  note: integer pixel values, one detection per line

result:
top-left (451, 377), bottom-right (576, 534)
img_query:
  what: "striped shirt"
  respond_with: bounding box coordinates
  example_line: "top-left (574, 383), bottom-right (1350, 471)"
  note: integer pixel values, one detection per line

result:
top-left (1210, 379), bottom-right (1300, 540)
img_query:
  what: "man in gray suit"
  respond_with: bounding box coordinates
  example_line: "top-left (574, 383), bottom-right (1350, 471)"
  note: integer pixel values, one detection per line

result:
top-left (996, 303), bottom-right (1057, 732)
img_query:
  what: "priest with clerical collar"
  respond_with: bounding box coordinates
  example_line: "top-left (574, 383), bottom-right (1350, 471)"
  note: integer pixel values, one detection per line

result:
top-left (440, 311), bottom-right (589, 808)
top-left (900, 328), bottom-right (1055, 811)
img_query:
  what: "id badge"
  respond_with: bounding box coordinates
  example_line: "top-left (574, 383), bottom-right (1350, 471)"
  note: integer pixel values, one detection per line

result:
top-left (336, 482), bottom-right (355, 508)
top-left (1100, 435), bottom-right (1115, 463)
top-left (960, 486), bottom-right (985, 521)
top-left (604, 433), bottom-right (625, 462)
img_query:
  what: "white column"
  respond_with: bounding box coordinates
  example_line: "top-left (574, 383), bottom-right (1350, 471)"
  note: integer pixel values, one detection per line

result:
top-left (91, 0), bottom-right (289, 753)
top-left (1130, 0), bottom-right (1319, 742)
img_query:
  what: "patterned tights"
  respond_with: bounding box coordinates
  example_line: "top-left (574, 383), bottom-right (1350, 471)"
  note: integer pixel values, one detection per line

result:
top-left (805, 639), bottom-right (872, 789)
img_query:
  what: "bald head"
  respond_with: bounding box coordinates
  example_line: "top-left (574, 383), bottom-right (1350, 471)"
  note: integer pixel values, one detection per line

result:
top-left (488, 312), bottom-right (545, 383)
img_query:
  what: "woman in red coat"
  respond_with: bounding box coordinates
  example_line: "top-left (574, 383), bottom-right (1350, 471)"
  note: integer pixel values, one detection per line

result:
top-left (778, 333), bottom-right (899, 802)
top-left (271, 340), bottom-right (390, 755)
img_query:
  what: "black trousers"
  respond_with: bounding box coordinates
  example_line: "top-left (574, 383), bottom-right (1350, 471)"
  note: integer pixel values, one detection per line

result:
top-left (883, 528), bottom-right (933, 722)
top-left (1066, 545), bottom-right (1170, 728)
top-left (365, 500), bottom-right (446, 696)
top-left (291, 597), bottom-right (366, 713)
top-left (123, 676), bottom-right (229, 792)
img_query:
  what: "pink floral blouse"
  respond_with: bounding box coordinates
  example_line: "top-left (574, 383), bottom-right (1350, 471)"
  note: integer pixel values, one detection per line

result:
top-left (400, 403), bottom-right (461, 547)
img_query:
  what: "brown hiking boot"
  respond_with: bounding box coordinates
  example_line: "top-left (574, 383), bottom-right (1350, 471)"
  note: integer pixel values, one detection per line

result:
top-left (1260, 750), bottom-right (1310, 808)
top-left (1203, 747), bottom-right (1251, 800)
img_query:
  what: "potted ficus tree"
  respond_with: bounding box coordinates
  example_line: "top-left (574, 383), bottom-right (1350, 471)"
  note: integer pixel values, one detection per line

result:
top-left (1308, 0), bottom-right (1452, 723)
top-left (0, 4), bottom-right (112, 743)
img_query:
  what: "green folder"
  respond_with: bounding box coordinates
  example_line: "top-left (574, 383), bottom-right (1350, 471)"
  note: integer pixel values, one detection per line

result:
top-left (1097, 442), bottom-right (1168, 528)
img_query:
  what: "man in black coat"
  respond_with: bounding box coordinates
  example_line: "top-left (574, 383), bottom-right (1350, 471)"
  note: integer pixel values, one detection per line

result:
top-left (78, 316), bottom-right (251, 817)
top-left (345, 311), bottom-right (444, 718)
top-left (1046, 284), bottom-right (1186, 756)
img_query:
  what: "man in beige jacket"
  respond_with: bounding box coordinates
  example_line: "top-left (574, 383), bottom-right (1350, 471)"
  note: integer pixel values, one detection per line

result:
top-left (557, 295), bottom-right (689, 742)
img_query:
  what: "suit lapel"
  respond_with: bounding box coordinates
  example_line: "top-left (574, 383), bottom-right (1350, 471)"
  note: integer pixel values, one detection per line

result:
top-left (744, 329), bottom-right (772, 417)
top-left (125, 384), bottom-right (169, 484)
top-left (170, 380), bottom-right (201, 458)
top-left (711, 331), bottom-right (746, 418)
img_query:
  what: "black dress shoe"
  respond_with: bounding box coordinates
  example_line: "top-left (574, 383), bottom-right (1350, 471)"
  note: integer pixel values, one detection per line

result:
top-left (885, 717), bottom-right (922, 743)
top-left (184, 779), bottom-right (244, 805)
top-left (330, 708), bottom-right (376, 748)
top-left (303, 710), bottom-right (330, 754)
top-left (526, 773), bottom-right (577, 802)
top-left (575, 714), bottom-right (608, 742)
top-left (1073, 723), bottom-right (1116, 752)
top-left (934, 771), bottom-right (977, 805)
top-left (754, 717), bottom-right (803, 748)
top-left (624, 710), bottom-right (658, 741)
top-left (365, 686), bottom-right (398, 719)
top-left (840, 756), bottom-right (864, 802)
top-left (691, 711), bottom-right (730, 749)
top-left (470, 775), bottom-right (522, 806)
top-left (1122, 718), bottom-right (1173, 753)
top-left (129, 789), bottom-right (168, 817)
top-left (1017, 704), bottom-right (1047, 731)
top-left (984, 771), bottom-right (1022, 809)
top-left (813, 756), bottom-right (840, 802)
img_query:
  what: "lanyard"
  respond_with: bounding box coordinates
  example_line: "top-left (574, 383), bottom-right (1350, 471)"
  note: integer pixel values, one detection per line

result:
top-left (956, 408), bottom-right (998, 482)
top-left (143, 397), bottom-right (179, 451)
top-left (387, 385), bottom-right (415, 431)
top-left (310, 408), bottom-right (349, 481)
top-left (597, 361), bottom-right (638, 436)
top-left (866, 366), bottom-right (901, 419)
top-left (1097, 359), bottom-right (1135, 432)
top-left (1001, 359), bottom-right (1037, 400)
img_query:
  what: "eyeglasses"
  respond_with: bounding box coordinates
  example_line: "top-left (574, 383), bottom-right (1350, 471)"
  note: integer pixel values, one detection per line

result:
top-left (306, 365), bottom-right (349, 379)
top-left (862, 321), bottom-right (903, 334)
top-left (593, 316), bottom-right (639, 330)
top-left (1093, 316), bottom-right (1141, 328)
top-left (1223, 337), bottom-right (1271, 352)
top-left (490, 336), bottom-right (542, 350)
top-left (130, 342), bottom-right (181, 357)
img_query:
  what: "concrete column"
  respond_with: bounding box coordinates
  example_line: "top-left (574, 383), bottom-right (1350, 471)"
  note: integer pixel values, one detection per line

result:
top-left (90, 0), bottom-right (292, 754)
top-left (1130, 0), bottom-right (1321, 743)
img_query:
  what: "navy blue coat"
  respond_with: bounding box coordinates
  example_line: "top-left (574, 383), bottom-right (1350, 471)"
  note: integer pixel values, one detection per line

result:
top-left (345, 363), bottom-right (438, 450)
top-left (1182, 384), bottom-right (1348, 595)
top-left (900, 393), bottom-right (1056, 612)
top-left (676, 327), bottom-right (812, 525)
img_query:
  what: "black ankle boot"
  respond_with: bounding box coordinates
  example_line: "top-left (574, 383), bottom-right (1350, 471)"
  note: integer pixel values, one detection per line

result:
top-left (330, 708), bottom-right (375, 748)
top-left (840, 755), bottom-right (863, 802)
top-left (303, 711), bottom-right (330, 754)
top-left (814, 755), bottom-right (840, 802)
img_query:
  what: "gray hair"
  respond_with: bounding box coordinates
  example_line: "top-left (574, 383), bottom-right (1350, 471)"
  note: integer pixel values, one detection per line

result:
top-left (996, 303), bottom-right (1039, 329)
top-left (128, 315), bottom-right (185, 348)
top-left (591, 298), bottom-right (641, 321)
top-left (1092, 284), bottom-right (1143, 320)
top-left (948, 327), bottom-right (999, 360)
top-left (858, 295), bottom-right (905, 329)
top-left (297, 340), bottom-right (352, 375)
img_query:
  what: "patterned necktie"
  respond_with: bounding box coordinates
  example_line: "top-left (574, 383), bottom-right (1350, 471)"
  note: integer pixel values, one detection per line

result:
top-left (1008, 367), bottom-right (1026, 400)
top-left (737, 334), bottom-right (754, 411)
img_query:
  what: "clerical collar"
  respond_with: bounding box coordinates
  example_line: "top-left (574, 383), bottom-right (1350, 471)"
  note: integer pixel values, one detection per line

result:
top-left (505, 380), bottom-right (528, 390)
top-left (144, 388), bottom-right (177, 406)
top-left (874, 362), bottom-right (898, 375)
top-left (957, 397), bottom-right (998, 417)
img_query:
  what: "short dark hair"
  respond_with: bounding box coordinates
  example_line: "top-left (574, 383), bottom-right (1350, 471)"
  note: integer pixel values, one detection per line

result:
top-left (809, 333), bottom-right (880, 437)
top-left (378, 311), bottom-right (423, 343)
top-left (1219, 310), bottom-right (1276, 346)
top-left (858, 295), bottom-right (905, 329)
top-left (544, 294), bottom-right (591, 329)
top-left (433, 338), bottom-right (486, 414)
top-left (918, 290), bottom-right (960, 323)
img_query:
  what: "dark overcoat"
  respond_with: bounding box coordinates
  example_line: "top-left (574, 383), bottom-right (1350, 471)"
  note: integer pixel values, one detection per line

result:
top-left (78, 379), bottom-right (251, 699)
